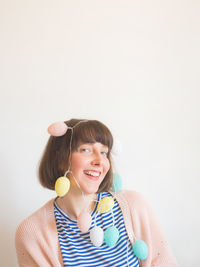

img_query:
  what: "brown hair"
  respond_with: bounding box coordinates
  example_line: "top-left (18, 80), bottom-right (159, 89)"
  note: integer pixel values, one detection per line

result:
top-left (38, 119), bottom-right (113, 193)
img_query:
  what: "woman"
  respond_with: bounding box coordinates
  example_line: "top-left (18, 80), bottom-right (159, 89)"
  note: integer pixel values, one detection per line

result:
top-left (15, 119), bottom-right (178, 266)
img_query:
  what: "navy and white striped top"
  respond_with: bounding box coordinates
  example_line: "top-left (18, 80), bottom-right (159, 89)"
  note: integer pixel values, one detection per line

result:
top-left (54, 191), bottom-right (140, 267)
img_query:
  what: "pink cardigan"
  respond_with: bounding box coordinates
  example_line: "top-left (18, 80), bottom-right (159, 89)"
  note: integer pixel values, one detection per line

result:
top-left (15, 190), bottom-right (178, 266)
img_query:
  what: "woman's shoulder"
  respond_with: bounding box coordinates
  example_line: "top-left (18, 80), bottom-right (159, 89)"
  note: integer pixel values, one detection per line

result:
top-left (112, 189), bottom-right (152, 215)
top-left (115, 189), bottom-right (148, 205)
top-left (15, 198), bottom-right (55, 241)
top-left (118, 189), bottom-right (143, 198)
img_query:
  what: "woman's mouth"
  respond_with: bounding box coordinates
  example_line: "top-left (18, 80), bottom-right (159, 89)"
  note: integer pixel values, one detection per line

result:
top-left (84, 170), bottom-right (101, 181)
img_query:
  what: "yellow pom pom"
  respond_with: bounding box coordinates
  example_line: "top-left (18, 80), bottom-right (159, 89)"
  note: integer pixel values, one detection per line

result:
top-left (55, 177), bottom-right (70, 197)
top-left (97, 197), bottom-right (114, 213)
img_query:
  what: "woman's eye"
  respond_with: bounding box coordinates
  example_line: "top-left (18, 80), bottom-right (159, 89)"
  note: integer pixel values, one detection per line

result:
top-left (101, 151), bottom-right (108, 156)
top-left (80, 148), bottom-right (90, 153)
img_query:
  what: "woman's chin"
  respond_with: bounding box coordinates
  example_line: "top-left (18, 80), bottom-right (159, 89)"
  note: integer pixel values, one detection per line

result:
top-left (82, 185), bottom-right (99, 195)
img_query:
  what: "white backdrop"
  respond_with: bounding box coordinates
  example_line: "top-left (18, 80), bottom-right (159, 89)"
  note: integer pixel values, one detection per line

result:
top-left (1, 1), bottom-right (199, 266)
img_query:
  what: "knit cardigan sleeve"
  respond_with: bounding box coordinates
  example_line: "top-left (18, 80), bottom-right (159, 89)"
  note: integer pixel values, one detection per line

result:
top-left (116, 190), bottom-right (179, 267)
top-left (15, 200), bottom-right (63, 267)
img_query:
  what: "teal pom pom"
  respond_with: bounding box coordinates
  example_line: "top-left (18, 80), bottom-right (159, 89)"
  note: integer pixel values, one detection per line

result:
top-left (104, 226), bottom-right (119, 247)
top-left (112, 173), bottom-right (122, 192)
top-left (132, 240), bottom-right (148, 260)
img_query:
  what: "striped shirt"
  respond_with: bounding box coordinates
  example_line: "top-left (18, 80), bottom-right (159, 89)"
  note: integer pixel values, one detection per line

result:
top-left (54, 191), bottom-right (140, 267)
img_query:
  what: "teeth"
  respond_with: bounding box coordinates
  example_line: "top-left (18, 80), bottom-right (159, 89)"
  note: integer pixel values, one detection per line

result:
top-left (85, 171), bottom-right (100, 177)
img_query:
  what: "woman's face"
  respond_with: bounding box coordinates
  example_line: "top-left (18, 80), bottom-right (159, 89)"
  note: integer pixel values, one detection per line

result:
top-left (70, 142), bottom-right (110, 194)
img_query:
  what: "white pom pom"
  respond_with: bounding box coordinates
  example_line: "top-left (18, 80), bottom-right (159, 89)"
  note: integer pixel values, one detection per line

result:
top-left (90, 226), bottom-right (104, 247)
top-left (112, 138), bottom-right (123, 156)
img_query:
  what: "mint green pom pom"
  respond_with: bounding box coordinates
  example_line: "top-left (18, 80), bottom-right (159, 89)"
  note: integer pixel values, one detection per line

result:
top-left (112, 173), bottom-right (122, 192)
top-left (104, 226), bottom-right (119, 247)
top-left (132, 240), bottom-right (148, 260)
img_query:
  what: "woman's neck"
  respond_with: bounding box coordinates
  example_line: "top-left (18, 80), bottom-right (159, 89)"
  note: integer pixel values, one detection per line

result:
top-left (56, 187), bottom-right (97, 220)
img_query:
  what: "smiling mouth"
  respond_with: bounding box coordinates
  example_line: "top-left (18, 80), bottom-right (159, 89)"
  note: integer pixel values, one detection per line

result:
top-left (84, 170), bottom-right (101, 180)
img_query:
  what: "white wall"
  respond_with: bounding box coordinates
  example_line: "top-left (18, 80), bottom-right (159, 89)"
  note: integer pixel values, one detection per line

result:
top-left (1, 0), bottom-right (199, 266)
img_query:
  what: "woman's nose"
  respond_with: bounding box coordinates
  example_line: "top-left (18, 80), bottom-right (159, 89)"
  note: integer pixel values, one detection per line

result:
top-left (91, 152), bottom-right (102, 166)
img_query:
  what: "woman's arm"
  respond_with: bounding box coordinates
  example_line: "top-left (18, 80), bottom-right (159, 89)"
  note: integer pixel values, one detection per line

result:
top-left (15, 200), bottom-right (62, 267)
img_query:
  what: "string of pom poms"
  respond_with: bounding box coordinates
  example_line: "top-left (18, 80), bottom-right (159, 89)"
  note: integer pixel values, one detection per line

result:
top-left (48, 120), bottom-right (148, 262)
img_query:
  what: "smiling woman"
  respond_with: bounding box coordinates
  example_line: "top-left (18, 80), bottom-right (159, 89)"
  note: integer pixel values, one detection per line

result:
top-left (39, 119), bottom-right (114, 194)
top-left (15, 118), bottom-right (178, 267)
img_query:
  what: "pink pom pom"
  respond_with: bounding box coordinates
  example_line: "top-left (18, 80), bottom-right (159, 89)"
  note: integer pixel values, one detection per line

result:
top-left (77, 211), bottom-right (92, 233)
top-left (47, 122), bottom-right (68, 136)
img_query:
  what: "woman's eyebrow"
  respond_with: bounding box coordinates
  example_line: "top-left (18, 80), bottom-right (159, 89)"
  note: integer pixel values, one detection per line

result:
top-left (101, 145), bottom-right (109, 150)
top-left (79, 143), bottom-right (93, 146)
top-left (78, 142), bottom-right (108, 148)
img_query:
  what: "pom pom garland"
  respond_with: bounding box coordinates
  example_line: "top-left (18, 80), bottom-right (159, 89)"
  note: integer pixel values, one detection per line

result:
top-left (112, 173), bottom-right (123, 192)
top-left (132, 240), bottom-right (148, 260)
top-left (47, 118), bottom-right (148, 262)
top-left (55, 177), bottom-right (70, 197)
top-left (104, 226), bottom-right (120, 247)
top-left (47, 121), bottom-right (68, 136)
top-left (90, 226), bottom-right (104, 247)
top-left (97, 197), bottom-right (114, 213)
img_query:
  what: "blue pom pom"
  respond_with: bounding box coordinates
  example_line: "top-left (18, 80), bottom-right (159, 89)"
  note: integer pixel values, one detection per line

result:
top-left (112, 173), bottom-right (122, 192)
top-left (132, 240), bottom-right (148, 260)
top-left (104, 226), bottom-right (119, 247)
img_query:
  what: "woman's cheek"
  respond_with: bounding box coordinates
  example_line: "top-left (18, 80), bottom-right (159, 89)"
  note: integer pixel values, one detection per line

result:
top-left (105, 160), bottom-right (110, 174)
